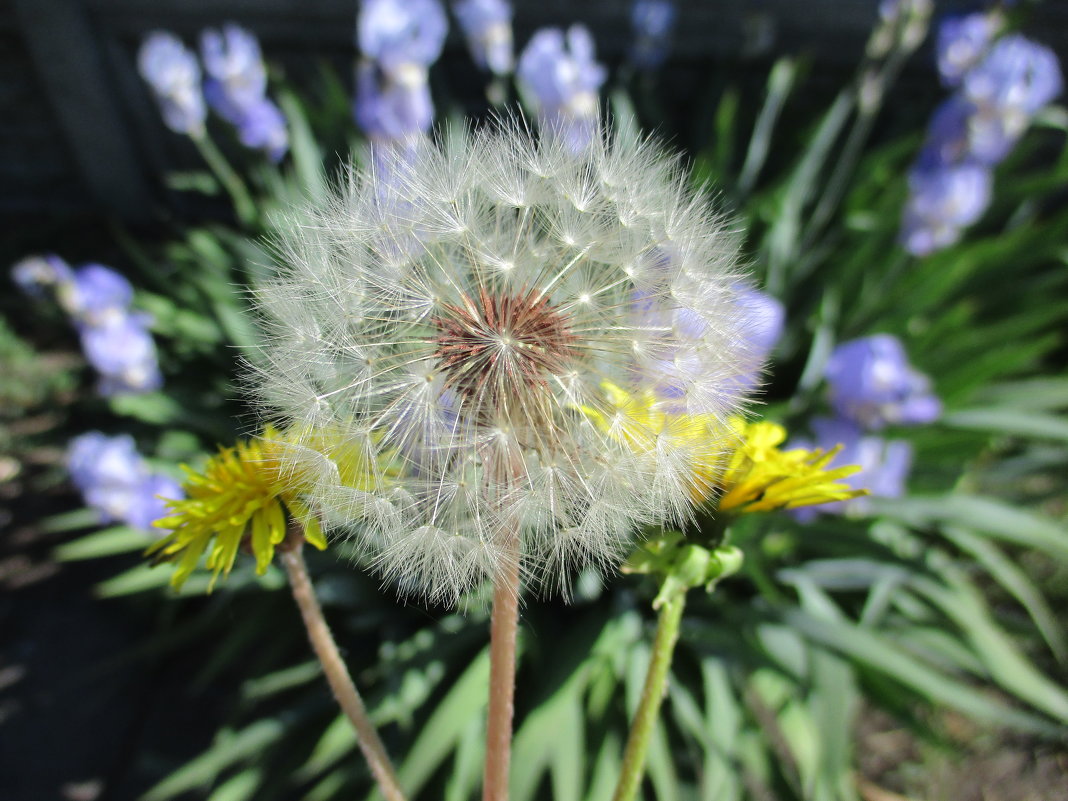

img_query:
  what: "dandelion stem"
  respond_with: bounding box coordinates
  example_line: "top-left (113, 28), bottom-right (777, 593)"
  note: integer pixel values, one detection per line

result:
top-left (192, 133), bottom-right (258, 227)
top-left (483, 529), bottom-right (522, 801)
top-left (280, 540), bottom-right (407, 801)
top-left (611, 592), bottom-right (687, 801)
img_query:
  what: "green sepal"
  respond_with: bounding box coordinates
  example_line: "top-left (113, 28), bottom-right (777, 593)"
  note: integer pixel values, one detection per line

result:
top-left (625, 531), bottom-right (745, 608)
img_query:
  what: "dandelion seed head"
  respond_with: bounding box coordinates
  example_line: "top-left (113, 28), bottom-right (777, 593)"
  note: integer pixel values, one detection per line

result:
top-left (250, 123), bottom-right (757, 603)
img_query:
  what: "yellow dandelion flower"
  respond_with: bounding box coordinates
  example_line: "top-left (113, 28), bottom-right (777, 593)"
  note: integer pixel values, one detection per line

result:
top-left (577, 382), bottom-right (733, 503)
top-left (581, 383), bottom-right (866, 515)
top-left (148, 426), bottom-right (378, 590)
top-left (716, 418), bottom-right (867, 514)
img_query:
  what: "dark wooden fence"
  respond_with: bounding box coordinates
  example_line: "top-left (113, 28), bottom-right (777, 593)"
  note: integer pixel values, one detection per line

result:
top-left (5, 0), bottom-right (1067, 221)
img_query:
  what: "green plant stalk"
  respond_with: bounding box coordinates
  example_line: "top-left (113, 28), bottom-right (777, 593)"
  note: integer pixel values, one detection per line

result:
top-left (279, 542), bottom-right (408, 801)
top-left (192, 134), bottom-right (259, 227)
top-left (611, 592), bottom-right (687, 801)
top-left (801, 43), bottom-right (912, 252)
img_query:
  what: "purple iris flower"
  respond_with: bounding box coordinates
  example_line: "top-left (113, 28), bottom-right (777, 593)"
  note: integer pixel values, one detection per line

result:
top-left (736, 286), bottom-right (784, 358)
top-left (791, 417), bottom-right (913, 519)
top-left (66, 264), bottom-right (134, 326)
top-left (79, 312), bottom-right (163, 396)
top-left (900, 163), bottom-right (992, 256)
top-left (200, 24), bottom-right (268, 116)
top-left (628, 281), bottom-right (775, 406)
top-left (901, 27), bottom-right (1060, 253)
top-left (825, 335), bottom-right (941, 430)
top-left (630, 0), bottom-right (677, 70)
top-left (453, 0), bottom-right (514, 75)
top-left (517, 25), bottom-right (607, 152)
top-left (936, 12), bottom-right (1002, 88)
top-left (915, 94), bottom-right (1024, 169)
top-left (354, 60), bottom-right (435, 141)
top-left (67, 432), bottom-right (182, 532)
top-left (733, 286), bottom-right (784, 392)
top-left (358, 0), bottom-right (448, 77)
top-left (200, 25), bottom-right (289, 161)
top-left (127, 473), bottom-right (184, 530)
top-left (138, 32), bottom-right (207, 136)
top-left (232, 97), bottom-right (289, 163)
top-left (12, 254), bottom-right (74, 298)
top-left (916, 94), bottom-right (973, 168)
top-left (13, 255), bottom-right (162, 396)
top-left (921, 32), bottom-right (1062, 171)
top-left (964, 34), bottom-right (1063, 119)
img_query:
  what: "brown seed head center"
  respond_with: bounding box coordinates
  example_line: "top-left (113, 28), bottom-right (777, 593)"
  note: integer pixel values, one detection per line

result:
top-left (432, 287), bottom-right (577, 406)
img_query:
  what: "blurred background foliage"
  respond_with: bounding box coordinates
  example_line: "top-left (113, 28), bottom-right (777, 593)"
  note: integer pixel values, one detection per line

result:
top-left (2, 1), bottom-right (1067, 800)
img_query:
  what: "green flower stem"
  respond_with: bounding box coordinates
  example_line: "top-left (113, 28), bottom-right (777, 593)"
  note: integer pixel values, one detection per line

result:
top-left (611, 591), bottom-right (687, 801)
top-left (192, 134), bottom-right (258, 227)
top-left (483, 526), bottom-right (522, 801)
top-left (280, 541), bottom-right (407, 801)
top-left (486, 76), bottom-right (510, 108)
top-left (800, 32), bottom-right (915, 252)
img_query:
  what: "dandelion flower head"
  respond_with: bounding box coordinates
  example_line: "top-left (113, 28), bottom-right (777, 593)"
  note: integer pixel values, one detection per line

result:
top-left (149, 427), bottom-right (340, 590)
top-left (715, 418), bottom-right (868, 514)
top-left (251, 124), bottom-right (759, 603)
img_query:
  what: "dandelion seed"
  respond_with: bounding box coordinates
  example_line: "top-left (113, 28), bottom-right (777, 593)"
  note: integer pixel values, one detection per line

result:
top-left (250, 124), bottom-right (755, 603)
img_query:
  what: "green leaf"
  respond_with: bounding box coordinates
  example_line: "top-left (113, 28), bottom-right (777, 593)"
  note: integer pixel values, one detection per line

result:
top-left (701, 658), bottom-right (743, 801)
top-left (941, 526), bottom-right (1067, 664)
top-left (165, 170), bottom-right (220, 194)
top-left (911, 574), bottom-right (1068, 725)
top-left (53, 526), bottom-right (152, 560)
top-left (781, 606), bottom-right (1061, 735)
top-left (187, 228), bottom-right (235, 273)
top-left (207, 768), bottom-right (263, 801)
top-left (108, 392), bottom-right (184, 425)
top-left (874, 495), bottom-right (1068, 561)
top-left (444, 716), bottom-right (484, 801)
top-left (943, 408), bottom-right (1068, 442)
top-left (974, 377), bottom-right (1068, 411)
top-left (512, 656), bottom-right (590, 801)
top-left (584, 732), bottom-right (624, 801)
top-left (738, 58), bottom-right (798, 195)
top-left (304, 769), bottom-right (350, 801)
top-left (807, 648), bottom-right (859, 801)
top-left (764, 89), bottom-right (854, 294)
top-left (710, 87), bottom-right (739, 183)
top-left (95, 563), bottom-right (178, 597)
top-left (394, 649), bottom-right (490, 797)
top-left (372, 660), bottom-right (448, 728)
top-left (211, 297), bottom-right (260, 354)
top-left (609, 88), bottom-right (642, 145)
top-left (241, 661), bottom-right (321, 700)
top-left (39, 508), bottom-right (106, 534)
top-left (299, 713), bottom-right (357, 779)
top-left (549, 696), bottom-right (585, 801)
top-left (278, 89), bottom-right (329, 203)
top-left (143, 719), bottom-right (286, 801)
